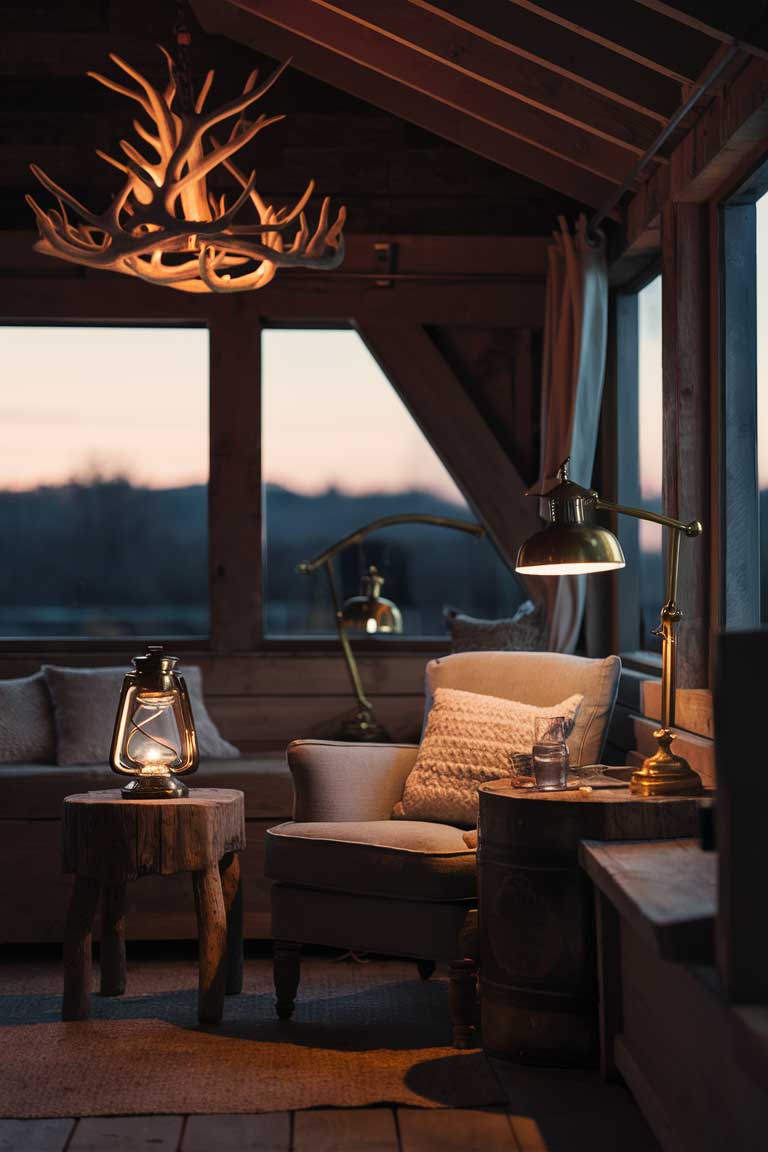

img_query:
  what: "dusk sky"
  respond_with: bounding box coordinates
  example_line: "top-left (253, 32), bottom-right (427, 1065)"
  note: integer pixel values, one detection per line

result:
top-left (0, 242), bottom-right (765, 512)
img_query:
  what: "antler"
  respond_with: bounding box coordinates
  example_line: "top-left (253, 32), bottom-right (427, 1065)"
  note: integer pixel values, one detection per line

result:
top-left (26, 50), bottom-right (346, 293)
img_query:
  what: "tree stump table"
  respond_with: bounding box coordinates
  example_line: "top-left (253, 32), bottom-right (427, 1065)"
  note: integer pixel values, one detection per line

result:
top-left (62, 789), bottom-right (245, 1025)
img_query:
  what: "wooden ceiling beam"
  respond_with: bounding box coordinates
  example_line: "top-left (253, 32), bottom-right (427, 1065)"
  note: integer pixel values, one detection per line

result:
top-left (505, 0), bottom-right (721, 84)
top-left (193, 0), bottom-right (617, 206)
top-left (219, 0), bottom-right (634, 184)
top-left (618, 56), bottom-right (768, 266)
top-left (299, 0), bottom-right (661, 153)
top-left (408, 0), bottom-right (681, 122)
top-left (632, 2), bottom-right (768, 57)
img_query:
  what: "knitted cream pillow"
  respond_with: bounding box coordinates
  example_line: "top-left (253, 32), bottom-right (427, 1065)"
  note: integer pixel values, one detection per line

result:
top-left (395, 686), bottom-right (583, 827)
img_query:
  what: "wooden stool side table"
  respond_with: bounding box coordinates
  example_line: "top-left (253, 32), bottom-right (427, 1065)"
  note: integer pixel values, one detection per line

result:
top-left (62, 788), bottom-right (246, 1025)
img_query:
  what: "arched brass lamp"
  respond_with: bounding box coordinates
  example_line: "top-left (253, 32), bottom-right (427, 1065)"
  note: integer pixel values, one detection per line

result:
top-left (516, 459), bottom-right (703, 797)
top-left (299, 514), bottom-right (485, 741)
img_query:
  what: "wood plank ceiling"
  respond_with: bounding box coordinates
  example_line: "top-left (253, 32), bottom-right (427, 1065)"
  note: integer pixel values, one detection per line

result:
top-left (193, 0), bottom-right (768, 216)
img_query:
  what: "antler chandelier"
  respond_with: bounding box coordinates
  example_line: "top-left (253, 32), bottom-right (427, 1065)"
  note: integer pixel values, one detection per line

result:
top-left (26, 46), bottom-right (346, 293)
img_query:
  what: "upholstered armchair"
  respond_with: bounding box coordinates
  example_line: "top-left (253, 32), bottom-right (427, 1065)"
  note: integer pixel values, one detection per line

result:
top-left (265, 650), bottom-right (621, 1047)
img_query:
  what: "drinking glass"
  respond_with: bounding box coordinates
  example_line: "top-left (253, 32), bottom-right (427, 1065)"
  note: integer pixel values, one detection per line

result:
top-left (532, 715), bottom-right (570, 791)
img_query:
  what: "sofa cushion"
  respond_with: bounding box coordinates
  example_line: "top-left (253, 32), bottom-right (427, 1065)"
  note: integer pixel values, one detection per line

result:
top-left (265, 819), bottom-right (476, 902)
top-left (424, 651), bottom-right (621, 768)
top-left (0, 753), bottom-right (293, 821)
top-left (445, 600), bottom-right (546, 653)
top-left (0, 672), bottom-right (56, 764)
top-left (42, 664), bottom-right (238, 765)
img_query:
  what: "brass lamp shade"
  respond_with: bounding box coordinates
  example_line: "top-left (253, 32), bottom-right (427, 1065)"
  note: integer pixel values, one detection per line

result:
top-left (516, 524), bottom-right (626, 575)
top-left (341, 565), bottom-right (403, 635)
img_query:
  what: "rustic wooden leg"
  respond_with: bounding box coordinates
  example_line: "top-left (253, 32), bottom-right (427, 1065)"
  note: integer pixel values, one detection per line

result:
top-left (100, 882), bottom-right (127, 997)
top-left (274, 940), bottom-right (301, 1020)
top-left (62, 876), bottom-right (101, 1021)
top-left (219, 851), bottom-right (243, 995)
top-left (595, 889), bottom-right (623, 1081)
top-left (193, 865), bottom-right (228, 1025)
top-left (417, 959), bottom-right (437, 981)
top-left (448, 958), bottom-right (478, 1049)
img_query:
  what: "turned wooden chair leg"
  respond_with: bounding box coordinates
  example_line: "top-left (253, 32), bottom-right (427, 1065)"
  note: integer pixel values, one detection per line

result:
top-left (274, 940), bottom-right (301, 1020)
top-left (448, 958), bottom-right (478, 1049)
top-left (100, 882), bottom-right (127, 997)
top-left (193, 865), bottom-right (228, 1025)
top-left (63, 876), bottom-right (101, 1021)
top-left (219, 852), bottom-right (243, 996)
top-left (417, 958), bottom-right (437, 981)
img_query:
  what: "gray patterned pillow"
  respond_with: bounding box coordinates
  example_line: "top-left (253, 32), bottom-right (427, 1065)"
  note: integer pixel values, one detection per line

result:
top-left (42, 664), bottom-right (239, 766)
top-left (0, 672), bottom-right (56, 763)
top-left (445, 600), bottom-right (546, 654)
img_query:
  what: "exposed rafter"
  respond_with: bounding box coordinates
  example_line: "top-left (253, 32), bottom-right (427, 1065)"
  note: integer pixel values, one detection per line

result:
top-left (193, 0), bottom-right (620, 206)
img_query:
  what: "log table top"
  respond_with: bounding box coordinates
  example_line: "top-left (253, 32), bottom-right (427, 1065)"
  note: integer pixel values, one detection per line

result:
top-left (63, 789), bottom-right (246, 882)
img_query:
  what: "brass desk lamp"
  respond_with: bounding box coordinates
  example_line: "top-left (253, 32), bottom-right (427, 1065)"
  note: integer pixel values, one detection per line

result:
top-left (299, 513), bottom-right (485, 741)
top-left (516, 459), bottom-right (703, 797)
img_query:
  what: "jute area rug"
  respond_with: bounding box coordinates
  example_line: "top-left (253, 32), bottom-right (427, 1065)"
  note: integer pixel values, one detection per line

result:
top-left (0, 956), bottom-right (503, 1119)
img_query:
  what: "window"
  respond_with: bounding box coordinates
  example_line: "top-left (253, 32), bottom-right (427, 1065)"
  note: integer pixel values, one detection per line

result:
top-left (261, 327), bottom-right (524, 637)
top-left (758, 191), bottom-right (768, 622)
top-left (616, 274), bottom-right (663, 653)
top-left (0, 325), bottom-right (209, 639)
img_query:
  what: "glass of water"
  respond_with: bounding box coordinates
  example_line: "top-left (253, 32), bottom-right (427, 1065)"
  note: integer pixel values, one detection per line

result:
top-left (532, 715), bottom-right (570, 791)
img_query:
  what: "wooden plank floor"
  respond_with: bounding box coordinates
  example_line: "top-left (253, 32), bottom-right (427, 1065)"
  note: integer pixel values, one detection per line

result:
top-left (0, 1082), bottom-right (660, 1151)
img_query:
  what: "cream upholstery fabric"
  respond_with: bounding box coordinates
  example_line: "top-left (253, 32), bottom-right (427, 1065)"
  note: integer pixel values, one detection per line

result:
top-left (265, 820), bottom-right (476, 901)
top-left (424, 651), bottom-right (620, 768)
top-left (271, 885), bottom-right (476, 962)
top-left (398, 686), bottom-right (583, 826)
top-left (288, 740), bottom-right (419, 822)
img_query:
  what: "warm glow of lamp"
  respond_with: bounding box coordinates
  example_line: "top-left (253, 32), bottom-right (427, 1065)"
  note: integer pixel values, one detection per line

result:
top-left (110, 645), bottom-right (198, 798)
top-left (341, 566), bottom-right (403, 636)
top-left (516, 458), bottom-right (703, 797)
top-left (27, 43), bottom-right (345, 293)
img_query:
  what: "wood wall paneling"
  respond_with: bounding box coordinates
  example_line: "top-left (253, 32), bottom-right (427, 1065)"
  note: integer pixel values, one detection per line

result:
top-left (661, 201), bottom-right (710, 688)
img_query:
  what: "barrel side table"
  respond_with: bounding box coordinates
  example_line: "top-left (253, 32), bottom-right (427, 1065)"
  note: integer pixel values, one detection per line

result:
top-left (477, 781), bottom-right (706, 1066)
top-left (62, 788), bottom-right (246, 1025)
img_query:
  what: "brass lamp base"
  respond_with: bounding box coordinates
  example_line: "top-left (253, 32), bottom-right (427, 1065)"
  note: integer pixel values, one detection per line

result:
top-left (121, 775), bottom-right (190, 800)
top-left (630, 729), bottom-right (703, 796)
top-left (337, 707), bottom-right (390, 743)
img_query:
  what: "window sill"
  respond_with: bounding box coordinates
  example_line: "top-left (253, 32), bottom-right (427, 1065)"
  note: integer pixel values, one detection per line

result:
top-left (619, 650), bottom-right (662, 677)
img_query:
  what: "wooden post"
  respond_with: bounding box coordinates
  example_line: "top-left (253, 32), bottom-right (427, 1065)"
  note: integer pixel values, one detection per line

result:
top-left (219, 851), bottom-right (244, 995)
top-left (62, 876), bottom-right (101, 1021)
top-left (661, 201), bottom-right (710, 687)
top-left (100, 882), bottom-right (127, 997)
top-left (595, 889), bottom-right (623, 1081)
top-left (193, 865), bottom-right (228, 1025)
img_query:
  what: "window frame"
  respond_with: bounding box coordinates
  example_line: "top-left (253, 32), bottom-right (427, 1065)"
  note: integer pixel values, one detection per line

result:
top-left (614, 261), bottom-right (663, 660)
top-left (719, 155), bottom-right (768, 631)
top-left (0, 317), bottom-right (212, 652)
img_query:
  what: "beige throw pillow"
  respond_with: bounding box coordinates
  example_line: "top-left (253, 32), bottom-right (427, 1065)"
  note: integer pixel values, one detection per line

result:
top-left (396, 686), bottom-right (583, 827)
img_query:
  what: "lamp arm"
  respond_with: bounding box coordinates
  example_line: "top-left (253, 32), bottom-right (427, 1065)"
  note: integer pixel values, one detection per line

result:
top-left (596, 497), bottom-right (702, 734)
top-left (324, 561), bottom-right (372, 712)
top-left (298, 514), bottom-right (485, 575)
top-left (594, 497), bottom-right (702, 538)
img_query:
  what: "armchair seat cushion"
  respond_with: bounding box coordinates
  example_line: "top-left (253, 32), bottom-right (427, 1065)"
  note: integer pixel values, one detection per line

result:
top-left (265, 820), bottom-right (476, 903)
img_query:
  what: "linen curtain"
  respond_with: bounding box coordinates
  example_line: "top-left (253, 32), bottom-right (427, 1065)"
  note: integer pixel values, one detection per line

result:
top-left (537, 214), bottom-right (608, 652)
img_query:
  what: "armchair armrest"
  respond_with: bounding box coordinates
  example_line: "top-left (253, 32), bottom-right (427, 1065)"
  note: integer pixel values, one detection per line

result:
top-left (287, 739), bottom-right (419, 822)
